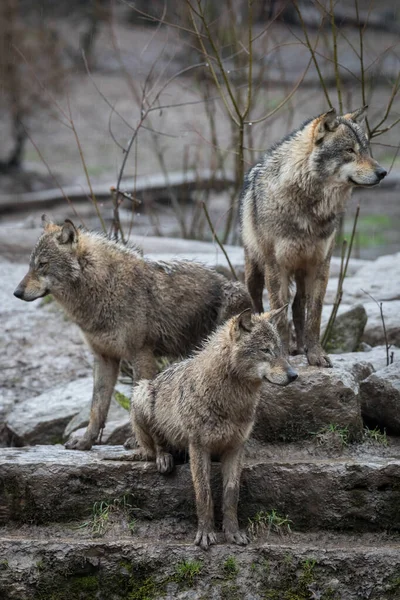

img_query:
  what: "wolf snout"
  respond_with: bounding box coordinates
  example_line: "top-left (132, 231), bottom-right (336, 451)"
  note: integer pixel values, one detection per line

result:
top-left (376, 167), bottom-right (387, 181)
top-left (286, 367), bottom-right (298, 383)
top-left (13, 286), bottom-right (25, 300)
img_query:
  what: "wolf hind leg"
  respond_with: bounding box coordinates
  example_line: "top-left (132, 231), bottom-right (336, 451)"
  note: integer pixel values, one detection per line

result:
top-left (305, 259), bottom-right (332, 368)
top-left (245, 252), bottom-right (265, 314)
top-left (264, 263), bottom-right (290, 352)
top-left (292, 270), bottom-right (306, 355)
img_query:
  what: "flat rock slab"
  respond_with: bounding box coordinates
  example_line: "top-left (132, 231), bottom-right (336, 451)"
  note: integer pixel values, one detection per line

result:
top-left (322, 302), bottom-right (400, 347)
top-left (6, 377), bottom-right (93, 446)
top-left (361, 364), bottom-right (400, 435)
top-left (254, 354), bottom-right (366, 443)
top-left (2, 444), bottom-right (400, 532)
top-left (1, 531), bottom-right (400, 600)
top-left (325, 252), bottom-right (400, 304)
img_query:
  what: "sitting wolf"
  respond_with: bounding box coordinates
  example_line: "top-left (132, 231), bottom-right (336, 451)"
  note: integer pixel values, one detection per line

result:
top-left (13, 216), bottom-right (251, 450)
top-left (123, 308), bottom-right (297, 550)
top-left (241, 106), bottom-right (387, 367)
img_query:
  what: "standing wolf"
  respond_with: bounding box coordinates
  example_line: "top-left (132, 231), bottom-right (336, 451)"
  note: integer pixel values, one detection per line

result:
top-left (241, 106), bottom-right (387, 367)
top-left (14, 216), bottom-right (251, 450)
top-left (123, 308), bottom-right (297, 549)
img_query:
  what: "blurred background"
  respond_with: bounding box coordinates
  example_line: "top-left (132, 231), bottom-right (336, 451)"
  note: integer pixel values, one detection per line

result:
top-left (0, 0), bottom-right (399, 258)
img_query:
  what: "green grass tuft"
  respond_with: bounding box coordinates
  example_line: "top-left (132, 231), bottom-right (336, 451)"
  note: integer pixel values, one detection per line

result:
top-left (248, 509), bottom-right (292, 539)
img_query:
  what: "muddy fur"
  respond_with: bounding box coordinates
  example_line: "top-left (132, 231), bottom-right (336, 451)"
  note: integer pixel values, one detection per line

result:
top-left (123, 309), bottom-right (297, 550)
top-left (241, 106), bottom-right (387, 367)
top-left (13, 216), bottom-right (251, 450)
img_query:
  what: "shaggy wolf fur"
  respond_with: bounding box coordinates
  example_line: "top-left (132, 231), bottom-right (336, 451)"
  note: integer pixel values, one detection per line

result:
top-left (123, 308), bottom-right (297, 550)
top-left (13, 216), bottom-right (251, 450)
top-left (241, 106), bottom-right (387, 367)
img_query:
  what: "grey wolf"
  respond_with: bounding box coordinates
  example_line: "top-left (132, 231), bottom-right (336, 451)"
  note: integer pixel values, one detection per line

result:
top-left (122, 308), bottom-right (297, 549)
top-left (241, 106), bottom-right (387, 367)
top-left (13, 216), bottom-right (251, 450)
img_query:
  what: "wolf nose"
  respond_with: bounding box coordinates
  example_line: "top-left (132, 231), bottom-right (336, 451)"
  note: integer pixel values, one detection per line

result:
top-left (13, 287), bottom-right (24, 299)
top-left (287, 368), bottom-right (298, 383)
top-left (376, 167), bottom-right (387, 181)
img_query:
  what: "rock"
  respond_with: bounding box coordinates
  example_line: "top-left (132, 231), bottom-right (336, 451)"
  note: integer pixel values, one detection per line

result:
top-left (327, 345), bottom-right (400, 374)
top-left (253, 356), bottom-right (364, 443)
top-left (360, 364), bottom-right (400, 434)
top-left (6, 377), bottom-right (93, 446)
top-left (324, 304), bottom-right (367, 353)
top-left (1, 531), bottom-right (400, 600)
top-left (63, 384), bottom-right (131, 441)
top-left (325, 253), bottom-right (400, 304)
top-left (322, 301), bottom-right (400, 347)
top-left (2, 443), bottom-right (400, 532)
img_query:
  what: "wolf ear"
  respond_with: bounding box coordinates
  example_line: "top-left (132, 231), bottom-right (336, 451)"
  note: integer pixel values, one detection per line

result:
top-left (266, 304), bottom-right (288, 322)
top-left (314, 108), bottom-right (337, 143)
top-left (231, 308), bottom-right (253, 339)
top-left (344, 105), bottom-right (368, 136)
top-left (41, 214), bottom-right (54, 230)
top-left (59, 219), bottom-right (78, 245)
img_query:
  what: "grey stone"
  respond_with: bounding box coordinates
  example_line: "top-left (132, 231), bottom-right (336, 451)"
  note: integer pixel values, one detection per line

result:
top-left (63, 384), bottom-right (131, 440)
top-left (324, 304), bottom-right (368, 353)
top-left (6, 377), bottom-right (93, 445)
top-left (253, 355), bottom-right (364, 442)
top-left (325, 253), bottom-right (400, 304)
top-left (3, 442), bottom-right (400, 531)
top-left (322, 301), bottom-right (400, 347)
top-left (360, 364), bottom-right (400, 434)
top-left (2, 531), bottom-right (400, 600)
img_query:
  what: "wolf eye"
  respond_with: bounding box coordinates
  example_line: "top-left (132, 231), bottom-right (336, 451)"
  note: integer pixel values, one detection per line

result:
top-left (37, 261), bottom-right (48, 271)
top-left (261, 348), bottom-right (271, 354)
top-left (346, 147), bottom-right (355, 154)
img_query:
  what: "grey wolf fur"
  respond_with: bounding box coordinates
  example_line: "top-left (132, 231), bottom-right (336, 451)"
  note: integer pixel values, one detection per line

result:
top-left (13, 216), bottom-right (251, 450)
top-left (122, 308), bottom-right (297, 550)
top-left (241, 106), bottom-right (387, 367)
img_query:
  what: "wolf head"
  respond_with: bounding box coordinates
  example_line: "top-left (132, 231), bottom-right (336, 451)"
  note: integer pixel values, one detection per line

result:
top-left (310, 106), bottom-right (386, 187)
top-left (14, 216), bottom-right (81, 302)
top-left (229, 308), bottom-right (298, 386)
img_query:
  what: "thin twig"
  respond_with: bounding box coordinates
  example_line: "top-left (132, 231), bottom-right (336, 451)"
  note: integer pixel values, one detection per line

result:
top-left (361, 290), bottom-right (391, 366)
top-left (202, 202), bottom-right (237, 281)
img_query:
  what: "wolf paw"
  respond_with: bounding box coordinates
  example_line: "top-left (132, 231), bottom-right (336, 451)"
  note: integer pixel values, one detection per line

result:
top-left (306, 347), bottom-right (332, 368)
top-left (194, 529), bottom-right (217, 550)
top-left (225, 530), bottom-right (249, 546)
top-left (156, 452), bottom-right (175, 474)
top-left (124, 436), bottom-right (138, 449)
top-left (65, 437), bottom-right (93, 451)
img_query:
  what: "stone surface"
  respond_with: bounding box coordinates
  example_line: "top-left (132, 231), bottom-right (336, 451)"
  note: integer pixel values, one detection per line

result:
top-left (328, 345), bottom-right (400, 374)
top-left (2, 443), bottom-right (400, 531)
top-left (6, 377), bottom-right (93, 446)
top-left (325, 253), bottom-right (400, 305)
top-left (325, 304), bottom-right (368, 353)
top-left (322, 301), bottom-right (400, 347)
top-left (63, 384), bottom-right (131, 441)
top-left (360, 364), bottom-right (400, 435)
top-left (1, 531), bottom-right (400, 600)
top-left (254, 355), bottom-right (364, 442)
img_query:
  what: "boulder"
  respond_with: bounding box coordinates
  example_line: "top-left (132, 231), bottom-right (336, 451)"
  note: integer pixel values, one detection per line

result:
top-left (253, 356), bottom-right (364, 442)
top-left (322, 301), bottom-right (400, 347)
top-left (327, 345), bottom-right (400, 374)
top-left (360, 364), bottom-right (400, 434)
top-left (63, 384), bottom-right (131, 440)
top-left (6, 377), bottom-right (93, 446)
top-left (324, 304), bottom-right (367, 353)
top-left (325, 253), bottom-right (400, 305)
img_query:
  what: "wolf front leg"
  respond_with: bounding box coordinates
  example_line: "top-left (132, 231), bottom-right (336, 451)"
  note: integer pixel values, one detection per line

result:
top-left (221, 445), bottom-right (248, 546)
top-left (305, 258), bottom-right (332, 368)
top-left (264, 260), bottom-right (290, 352)
top-left (65, 354), bottom-right (120, 450)
top-left (189, 442), bottom-right (216, 550)
top-left (244, 251), bottom-right (265, 314)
